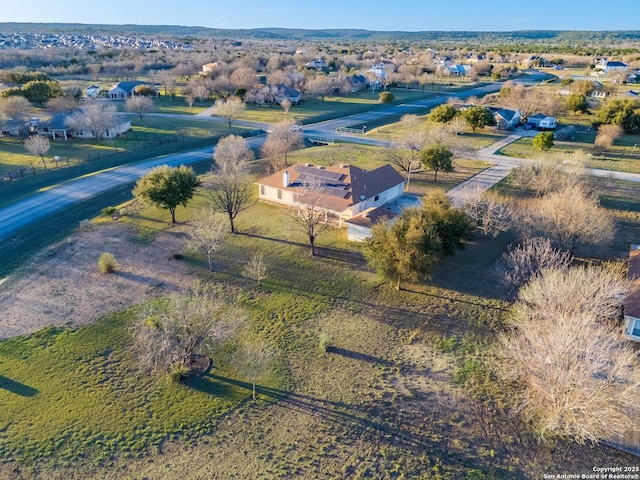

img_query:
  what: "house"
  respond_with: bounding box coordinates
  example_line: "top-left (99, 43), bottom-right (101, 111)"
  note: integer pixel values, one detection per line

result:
top-left (37, 112), bottom-right (131, 140)
top-left (343, 74), bottom-right (368, 93)
top-left (107, 81), bottom-right (158, 100)
top-left (1, 120), bottom-right (25, 137)
top-left (305, 59), bottom-right (327, 71)
top-left (258, 84), bottom-right (301, 105)
top-left (488, 107), bottom-right (522, 130)
top-left (202, 62), bottom-right (219, 75)
top-left (623, 244), bottom-right (640, 343)
top-left (86, 85), bottom-right (100, 98)
top-left (256, 163), bottom-right (406, 241)
top-left (595, 59), bottom-right (629, 74)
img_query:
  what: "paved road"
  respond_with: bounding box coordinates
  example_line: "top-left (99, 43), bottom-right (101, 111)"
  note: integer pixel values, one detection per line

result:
top-left (0, 136), bottom-right (265, 242)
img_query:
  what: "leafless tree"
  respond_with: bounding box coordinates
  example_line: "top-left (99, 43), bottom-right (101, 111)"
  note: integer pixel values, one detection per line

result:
top-left (87, 63), bottom-right (101, 81)
top-left (132, 287), bottom-right (245, 378)
top-left (211, 96), bottom-right (245, 127)
top-left (230, 67), bottom-right (259, 90)
top-left (291, 180), bottom-right (334, 256)
top-left (446, 116), bottom-right (467, 136)
top-left (186, 207), bottom-right (229, 270)
top-left (234, 339), bottom-right (276, 400)
top-left (462, 187), bottom-right (512, 237)
top-left (261, 120), bottom-right (304, 173)
top-left (213, 134), bottom-right (255, 171)
top-left (243, 254), bottom-right (267, 286)
top-left (65, 101), bottom-right (118, 140)
top-left (45, 96), bottom-right (78, 114)
top-left (387, 128), bottom-right (429, 172)
top-left (24, 135), bottom-right (51, 165)
top-left (515, 184), bottom-right (615, 255)
top-left (280, 98), bottom-right (292, 114)
top-left (0, 96), bottom-right (32, 123)
top-left (500, 264), bottom-right (638, 444)
top-left (594, 124), bottom-right (624, 154)
top-left (206, 138), bottom-right (253, 233)
top-left (510, 162), bottom-right (582, 197)
top-left (499, 237), bottom-right (573, 289)
top-left (125, 95), bottom-right (154, 121)
top-left (306, 75), bottom-right (334, 102)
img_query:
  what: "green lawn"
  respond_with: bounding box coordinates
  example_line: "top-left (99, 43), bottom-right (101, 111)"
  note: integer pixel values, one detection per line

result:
top-left (499, 134), bottom-right (640, 173)
top-left (2, 180), bottom-right (636, 477)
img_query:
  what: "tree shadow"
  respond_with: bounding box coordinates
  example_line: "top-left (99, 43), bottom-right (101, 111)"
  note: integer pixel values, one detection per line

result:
top-left (328, 347), bottom-right (394, 366)
top-left (0, 375), bottom-right (38, 397)
top-left (236, 231), bottom-right (308, 249)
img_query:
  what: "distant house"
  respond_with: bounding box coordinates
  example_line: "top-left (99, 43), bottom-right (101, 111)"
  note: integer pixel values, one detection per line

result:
top-left (488, 107), bottom-right (522, 130)
top-left (202, 62), bottom-right (219, 75)
top-left (343, 74), bottom-right (368, 93)
top-left (86, 85), bottom-right (100, 99)
top-left (107, 81), bottom-right (158, 100)
top-left (256, 162), bottom-right (407, 241)
top-left (596, 59), bottom-right (629, 74)
top-left (1, 120), bottom-right (25, 137)
top-left (37, 112), bottom-right (131, 140)
top-left (258, 84), bottom-right (301, 105)
top-left (305, 59), bottom-right (327, 71)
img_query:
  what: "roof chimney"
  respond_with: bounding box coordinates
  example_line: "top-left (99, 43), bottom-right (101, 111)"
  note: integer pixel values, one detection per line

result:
top-left (283, 170), bottom-right (290, 188)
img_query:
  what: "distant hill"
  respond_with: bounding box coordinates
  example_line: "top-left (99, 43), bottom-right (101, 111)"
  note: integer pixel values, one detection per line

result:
top-left (1, 22), bottom-right (639, 46)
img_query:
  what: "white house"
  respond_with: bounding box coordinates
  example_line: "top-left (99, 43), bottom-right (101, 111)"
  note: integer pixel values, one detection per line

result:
top-left (257, 163), bottom-right (406, 241)
top-left (107, 81), bottom-right (158, 100)
top-left (37, 112), bottom-right (131, 140)
top-left (596, 59), bottom-right (629, 74)
top-left (624, 244), bottom-right (640, 343)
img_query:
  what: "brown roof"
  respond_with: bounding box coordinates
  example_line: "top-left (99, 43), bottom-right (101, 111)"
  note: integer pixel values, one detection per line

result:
top-left (626, 245), bottom-right (640, 318)
top-left (257, 163), bottom-right (405, 214)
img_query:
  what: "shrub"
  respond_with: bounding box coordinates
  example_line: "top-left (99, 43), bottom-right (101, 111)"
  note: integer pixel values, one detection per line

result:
top-left (167, 362), bottom-right (191, 383)
top-left (319, 332), bottom-right (333, 353)
top-left (554, 126), bottom-right (576, 140)
top-left (101, 206), bottom-right (117, 216)
top-left (378, 91), bottom-right (394, 104)
top-left (98, 253), bottom-right (117, 274)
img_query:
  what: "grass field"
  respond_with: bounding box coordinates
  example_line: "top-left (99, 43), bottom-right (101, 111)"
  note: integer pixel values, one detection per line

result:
top-left (1, 159), bottom-right (638, 478)
top-left (499, 134), bottom-right (640, 173)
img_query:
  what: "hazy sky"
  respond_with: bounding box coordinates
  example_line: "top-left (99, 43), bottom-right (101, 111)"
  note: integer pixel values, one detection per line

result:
top-left (1, 0), bottom-right (638, 31)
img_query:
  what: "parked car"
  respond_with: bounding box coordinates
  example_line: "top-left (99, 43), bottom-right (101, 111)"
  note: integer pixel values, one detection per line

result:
top-left (290, 124), bottom-right (302, 132)
top-left (522, 122), bottom-right (534, 130)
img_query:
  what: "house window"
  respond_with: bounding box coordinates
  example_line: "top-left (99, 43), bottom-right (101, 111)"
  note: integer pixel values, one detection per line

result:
top-left (260, 185), bottom-right (265, 196)
top-left (374, 195), bottom-right (379, 202)
top-left (277, 189), bottom-right (282, 200)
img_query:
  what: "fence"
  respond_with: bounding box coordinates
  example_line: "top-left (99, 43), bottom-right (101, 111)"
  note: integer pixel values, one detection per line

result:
top-left (1, 132), bottom-right (185, 183)
top-left (335, 126), bottom-right (366, 134)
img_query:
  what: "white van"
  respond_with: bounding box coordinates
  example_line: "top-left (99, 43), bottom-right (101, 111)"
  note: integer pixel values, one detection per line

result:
top-left (539, 117), bottom-right (557, 130)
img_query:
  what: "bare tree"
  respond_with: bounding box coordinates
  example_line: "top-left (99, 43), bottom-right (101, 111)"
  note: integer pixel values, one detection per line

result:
top-left (24, 135), bottom-right (51, 165)
top-left (446, 116), bottom-right (467, 136)
top-left (213, 134), bottom-right (254, 171)
top-left (462, 188), bottom-right (512, 237)
top-left (500, 264), bottom-right (638, 444)
top-left (499, 237), bottom-right (573, 289)
top-left (65, 101), bottom-right (118, 140)
top-left (280, 98), bottom-right (292, 114)
top-left (516, 184), bottom-right (615, 255)
top-left (261, 120), bottom-right (304, 173)
top-left (45, 96), bottom-right (78, 114)
top-left (186, 207), bottom-right (229, 270)
top-left (132, 288), bottom-right (245, 379)
top-left (291, 180), bottom-right (334, 256)
top-left (306, 75), bottom-right (334, 102)
top-left (243, 254), bottom-right (267, 286)
top-left (0, 96), bottom-right (32, 124)
top-left (234, 339), bottom-right (276, 400)
top-left (211, 96), bottom-right (245, 127)
top-left (387, 129), bottom-right (428, 172)
top-left (594, 124), bottom-right (624, 154)
top-left (125, 95), bottom-right (154, 121)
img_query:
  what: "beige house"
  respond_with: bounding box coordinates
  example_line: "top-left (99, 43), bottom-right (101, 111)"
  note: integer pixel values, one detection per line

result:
top-left (257, 163), bottom-right (406, 241)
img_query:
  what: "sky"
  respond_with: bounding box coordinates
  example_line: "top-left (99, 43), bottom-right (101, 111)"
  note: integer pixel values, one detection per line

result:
top-left (1, 0), bottom-right (639, 32)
